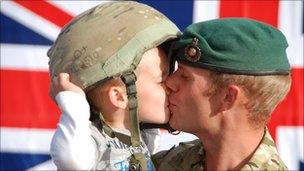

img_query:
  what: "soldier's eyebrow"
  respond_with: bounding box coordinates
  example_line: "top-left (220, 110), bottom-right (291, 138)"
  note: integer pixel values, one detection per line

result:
top-left (178, 64), bottom-right (191, 75)
top-left (178, 64), bottom-right (185, 71)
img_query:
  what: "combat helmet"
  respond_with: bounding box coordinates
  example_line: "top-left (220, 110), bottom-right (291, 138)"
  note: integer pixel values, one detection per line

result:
top-left (47, 1), bottom-right (180, 170)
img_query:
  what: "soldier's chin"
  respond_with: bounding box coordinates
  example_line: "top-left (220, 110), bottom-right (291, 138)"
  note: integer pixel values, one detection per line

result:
top-left (168, 118), bottom-right (179, 130)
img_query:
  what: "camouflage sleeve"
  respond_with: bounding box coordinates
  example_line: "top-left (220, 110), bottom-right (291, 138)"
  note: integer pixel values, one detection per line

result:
top-left (241, 129), bottom-right (288, 171)
top-left (152, 139), bottom-right (202, 170)
top-left (151, 146), bottom-right (175, 168)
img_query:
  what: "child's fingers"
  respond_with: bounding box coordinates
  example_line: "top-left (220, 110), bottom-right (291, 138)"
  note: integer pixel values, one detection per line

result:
top-left (50, 75), bottom-right (62, 96)
top-left (58, 73), bottom-right (70, 88)
top-left (51, 73), bottom-right (86, 97)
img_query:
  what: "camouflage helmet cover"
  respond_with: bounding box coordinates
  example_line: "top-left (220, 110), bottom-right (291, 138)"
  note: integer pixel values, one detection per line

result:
top-left (47, 1), bottom-right (180, 92)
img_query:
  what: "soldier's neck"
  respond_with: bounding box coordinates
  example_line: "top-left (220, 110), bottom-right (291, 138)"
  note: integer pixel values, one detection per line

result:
top-left (198, 127), bottom-right (264, 170)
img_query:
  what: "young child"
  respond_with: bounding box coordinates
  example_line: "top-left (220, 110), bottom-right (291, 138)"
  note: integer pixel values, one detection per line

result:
top-left (47, 1), bottom-right (180, 170)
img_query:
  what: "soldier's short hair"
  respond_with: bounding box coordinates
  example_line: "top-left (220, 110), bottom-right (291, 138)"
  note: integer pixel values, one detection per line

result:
top-left (206, 71), bottom-right (291, 128)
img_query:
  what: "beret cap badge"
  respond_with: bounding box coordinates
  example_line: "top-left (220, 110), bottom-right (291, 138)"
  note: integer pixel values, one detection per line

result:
top-left (184, 37), bottom-right (201, 62)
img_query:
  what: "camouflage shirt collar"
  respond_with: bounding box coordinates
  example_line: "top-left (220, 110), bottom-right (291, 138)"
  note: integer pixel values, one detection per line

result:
top-left (241, 128), bottom-right (287, 170)
top-left (197, 128), bottom-right (285, 170)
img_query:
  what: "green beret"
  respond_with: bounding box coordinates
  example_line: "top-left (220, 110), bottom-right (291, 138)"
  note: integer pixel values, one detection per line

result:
top-left (173, 18), bottom-right (290, 75)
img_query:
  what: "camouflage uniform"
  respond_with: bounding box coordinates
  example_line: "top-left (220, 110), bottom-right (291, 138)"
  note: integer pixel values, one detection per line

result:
top-left (153, 129), bottom-right (287, 170)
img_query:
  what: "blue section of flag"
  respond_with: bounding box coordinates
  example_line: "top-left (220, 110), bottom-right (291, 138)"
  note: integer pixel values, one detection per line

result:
top-left (138, 0), bottom-right (193, 31)
top-left (300, 160), bottom-right (304, 171)
top-left (0, 152), bottom-right (51, 171)
top-left (0, 13), bottom-right (53, 45)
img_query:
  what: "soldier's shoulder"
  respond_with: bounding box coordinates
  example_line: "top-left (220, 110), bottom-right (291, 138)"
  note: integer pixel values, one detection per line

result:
top-left (243, 150), bottom-right (287, 170)
top-left (246, 144), bottom-right (287, 170)
top-left (242, 130), bottom-right (288, 170)
top-left (153, 139), bottom-right (203, 170)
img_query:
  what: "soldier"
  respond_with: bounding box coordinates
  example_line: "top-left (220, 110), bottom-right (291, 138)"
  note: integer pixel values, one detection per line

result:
top-left (48, 1), bottom-right (180, 170)
top-left (153, 18), bottom-right (290, 170)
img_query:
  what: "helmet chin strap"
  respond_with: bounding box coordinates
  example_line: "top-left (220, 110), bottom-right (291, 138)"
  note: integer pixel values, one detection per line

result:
top-left (120, 70), bottom-right (180, 170)
top-left (121, 71), bottom-right (147, 171)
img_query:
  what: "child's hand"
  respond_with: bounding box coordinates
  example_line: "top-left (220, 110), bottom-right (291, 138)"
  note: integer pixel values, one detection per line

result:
top-left (49, 73), bottom-right (86, 100)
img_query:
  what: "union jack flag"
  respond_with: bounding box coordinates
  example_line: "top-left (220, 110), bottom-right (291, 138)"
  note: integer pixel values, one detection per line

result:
top-left (1, 1), bottom-right (303, 170)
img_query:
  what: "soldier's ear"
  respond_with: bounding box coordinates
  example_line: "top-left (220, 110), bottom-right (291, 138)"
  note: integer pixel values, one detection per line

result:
top-left (108, 86), bottom-right (128, 109)
top-left (221, 85), bottom-right (239, 111)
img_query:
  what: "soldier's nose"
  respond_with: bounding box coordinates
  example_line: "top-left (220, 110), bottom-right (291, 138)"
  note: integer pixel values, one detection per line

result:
top-left (165, 76), bottom-right (177, 93)
top-left (164, 84), bottom-right (172, 95)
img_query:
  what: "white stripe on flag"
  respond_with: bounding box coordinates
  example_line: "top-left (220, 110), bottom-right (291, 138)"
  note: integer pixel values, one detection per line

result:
top-left (277, 126), bottom-right (304, 170)
top-left (278, 1), bottom-right (304, 67)
top-left (0, 1), bottom-right (61, 42)
top-left (0, 127), bottom-right (55, 154)
top-left (193, 0), bottom-right (219, 23)
top-left (1, 44), bottom-right (50, 71)
top-left (49, 1), bottom-right (111, 16)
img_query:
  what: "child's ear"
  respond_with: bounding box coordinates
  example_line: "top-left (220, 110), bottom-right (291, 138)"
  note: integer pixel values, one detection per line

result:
top-left (108, 86), bottom-right (128, 109)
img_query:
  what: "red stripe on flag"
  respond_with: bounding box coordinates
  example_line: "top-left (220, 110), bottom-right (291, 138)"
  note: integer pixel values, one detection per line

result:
top-left (13, 0), bottom-right (73, 28)
top-left (219, 0), bottom-right (279, 27)
top-left (1, 69), bottom-right (60, 129)
top-left (268, 68), bottom-right (304, 141)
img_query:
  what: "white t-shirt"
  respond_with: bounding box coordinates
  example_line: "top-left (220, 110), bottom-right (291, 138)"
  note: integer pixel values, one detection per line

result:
top-left (50, 91), bottom-right (160, 170)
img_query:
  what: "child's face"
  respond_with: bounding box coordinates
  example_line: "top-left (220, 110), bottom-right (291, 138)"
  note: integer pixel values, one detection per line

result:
top-left (136, 47), bottom-right (170, 124)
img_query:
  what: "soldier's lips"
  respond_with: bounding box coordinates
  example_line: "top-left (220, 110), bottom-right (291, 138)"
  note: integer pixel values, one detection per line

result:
top-left (169, 103), bottom-right (176, 107)
top-left (168, 98), bottom-right (177, 106)
top-left (168, 98), bottom-right (177, 117)
top-left (168, 103), bottom-right (177, 115)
